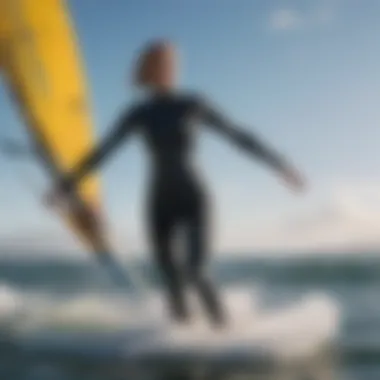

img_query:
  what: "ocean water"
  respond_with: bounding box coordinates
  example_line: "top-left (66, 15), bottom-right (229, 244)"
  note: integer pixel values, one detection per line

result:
top-left (0, 252), bottom-right (378, 380)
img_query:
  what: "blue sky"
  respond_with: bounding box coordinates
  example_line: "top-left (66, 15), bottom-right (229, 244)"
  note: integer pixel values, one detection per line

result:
top-left (1, 0), bottom-right (380, 256)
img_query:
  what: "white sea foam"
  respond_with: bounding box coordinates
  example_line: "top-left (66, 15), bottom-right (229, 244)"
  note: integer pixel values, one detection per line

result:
top-left (0, 281), bottom-right (340, 366)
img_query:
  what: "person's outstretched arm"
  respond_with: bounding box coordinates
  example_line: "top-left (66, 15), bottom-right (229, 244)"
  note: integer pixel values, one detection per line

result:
top-left (58, 105), bottom-right (142, 192)
top-left (196, 96), bottom-right (305, 190)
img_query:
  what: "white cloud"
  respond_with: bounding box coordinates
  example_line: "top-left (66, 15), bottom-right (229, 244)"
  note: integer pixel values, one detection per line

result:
top-left (235, 181), bottom-right (380, 254)
top-left (268, 2), bottom-right (336, 32)
top-left (3, 180), bottom-right (380, 257)
top-left (270, 9), bottom-right (304, 31)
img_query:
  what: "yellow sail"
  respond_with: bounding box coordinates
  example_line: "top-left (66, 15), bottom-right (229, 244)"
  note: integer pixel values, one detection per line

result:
top-left (0, 0), bottom-right (101, 250)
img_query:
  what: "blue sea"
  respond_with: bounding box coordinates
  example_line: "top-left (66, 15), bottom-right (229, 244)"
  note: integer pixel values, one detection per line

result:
top-left (0, 252), bottom-right (379, 380)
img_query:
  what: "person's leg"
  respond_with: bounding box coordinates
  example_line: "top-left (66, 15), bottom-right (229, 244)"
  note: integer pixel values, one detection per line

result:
top-left (147, 195), bottom-right (189, 322)
top-left (185, 191), bottom-right (226, 326)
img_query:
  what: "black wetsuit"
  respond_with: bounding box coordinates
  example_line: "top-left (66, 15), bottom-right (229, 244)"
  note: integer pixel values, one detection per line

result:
top-left (62, 91), bottom-right (287, 325)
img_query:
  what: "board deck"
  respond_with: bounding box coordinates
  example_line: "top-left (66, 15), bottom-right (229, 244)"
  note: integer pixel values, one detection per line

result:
top-left (0, 0), bottom-right (101, 250)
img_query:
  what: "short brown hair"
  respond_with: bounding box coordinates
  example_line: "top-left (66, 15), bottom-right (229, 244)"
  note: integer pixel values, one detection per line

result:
top-left (134, 39), bottom-right (173, 87)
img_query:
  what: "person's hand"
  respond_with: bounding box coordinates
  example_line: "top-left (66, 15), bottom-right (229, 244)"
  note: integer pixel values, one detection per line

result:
top-left (279, 165), bottom-right (306, 193)
top-left (45, 184), bottom-right (103, 224)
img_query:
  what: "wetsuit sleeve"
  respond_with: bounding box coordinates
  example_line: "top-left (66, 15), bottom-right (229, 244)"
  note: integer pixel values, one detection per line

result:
top-left (196, 97), bottom-right (287, 172)
top-left (60, 106), bottom-right (142, 191)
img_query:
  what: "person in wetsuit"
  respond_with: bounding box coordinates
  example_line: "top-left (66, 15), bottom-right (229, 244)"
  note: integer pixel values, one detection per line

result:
top-left (51, 40), bottom-right (305, 326)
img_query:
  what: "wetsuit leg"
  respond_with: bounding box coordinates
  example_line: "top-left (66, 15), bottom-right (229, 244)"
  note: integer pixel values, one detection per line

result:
top-left (185, 189), bottom-right (226, 326)
top-left (148, 192), bottom-right (189, 322)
